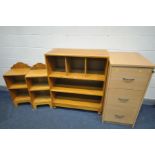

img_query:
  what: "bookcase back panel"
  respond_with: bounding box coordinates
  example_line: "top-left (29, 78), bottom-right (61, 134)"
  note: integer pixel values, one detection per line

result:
top-left (12, 89), bottom-right (29, 96)
top-left (68, 57), bottom-right (85, 73)
top-left (5, 76), bottom-right (26, 85)
top-left (47, 56), bottom-right (65, 72)
top-left (33, 91), bottom-right (50, 97)
top-left (31, 78), bottom-right (48, 85)
top-left (87, 58), bottom-right (107, 74)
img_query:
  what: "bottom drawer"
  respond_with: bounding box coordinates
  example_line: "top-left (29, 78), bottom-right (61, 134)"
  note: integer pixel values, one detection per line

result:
top-left (103, 106), bottom-right (138, 125)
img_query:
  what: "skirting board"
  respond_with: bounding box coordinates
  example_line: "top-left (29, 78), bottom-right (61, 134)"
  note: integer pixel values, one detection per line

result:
top-left (0, 85), bottom-right (155, 105)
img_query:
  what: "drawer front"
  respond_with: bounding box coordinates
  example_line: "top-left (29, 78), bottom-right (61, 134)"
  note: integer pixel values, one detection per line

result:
top-left (104, 106), bottom-right (137, 124)
top-left (110, 67), bottom-right (152, 78)
top-left (107, 88), bottom-right (143, 108)
top-left (109, 67), bottom-right (151, 90)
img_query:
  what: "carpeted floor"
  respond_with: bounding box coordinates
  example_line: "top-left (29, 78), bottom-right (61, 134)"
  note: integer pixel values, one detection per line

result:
top-left (0, 90), bottom-right (155, 129)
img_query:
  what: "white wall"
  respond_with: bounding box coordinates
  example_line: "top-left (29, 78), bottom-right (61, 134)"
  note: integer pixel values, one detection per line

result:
top-left (0, 26), bottom-right (155, 99)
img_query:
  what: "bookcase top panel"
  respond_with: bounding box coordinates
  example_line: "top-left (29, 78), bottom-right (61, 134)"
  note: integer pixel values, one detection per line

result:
top-left (26, 69), bottom-right (47, 78)
top-left (45, 48), bottom-right (109, 58)
top-left (4, 68), bottom-right (30, 76)
top-left (109, 52), bottom-right (155, 68)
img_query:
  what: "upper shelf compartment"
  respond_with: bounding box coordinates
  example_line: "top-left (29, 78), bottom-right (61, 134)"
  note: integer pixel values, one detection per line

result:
top-left (46, 56), bottom-right (65, 73)
top-left (67, 57), bottom-right (85, 73)
top-left (45, 49), bottom-right (109, 80)
top-left (87, 58), bottom-right (107, 75)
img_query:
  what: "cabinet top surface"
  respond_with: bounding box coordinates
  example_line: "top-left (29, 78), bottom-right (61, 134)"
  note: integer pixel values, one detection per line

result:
top-left (45, 48), bottom-right (109, 58)
top-left (109, 52), bottom-right (155, 68)
top-left (26, 69), bottom-right (47, 78)
top-left (4, 68), bottom-right (30, 76)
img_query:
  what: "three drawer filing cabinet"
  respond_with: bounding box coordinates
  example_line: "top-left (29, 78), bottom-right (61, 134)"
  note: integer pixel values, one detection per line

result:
top-left (102, 52), bottom-right (155, 127)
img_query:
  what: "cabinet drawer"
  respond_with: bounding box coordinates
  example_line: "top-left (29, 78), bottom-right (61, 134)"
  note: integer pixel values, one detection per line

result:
top-left (110, 67), bottom-right (152, 78)
top-left (107, 88), bottom-right (143, 108)
top-left (109, 67), bottom-right (151, 90)
top-left (104, 106), bottom-right (137, 124)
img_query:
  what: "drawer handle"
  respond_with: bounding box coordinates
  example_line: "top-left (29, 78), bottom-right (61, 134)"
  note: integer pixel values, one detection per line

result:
top-left (122, 78), bottom-right (135, 82)
top-left (118, 98), bottom-right (129, 102)
top-left (114, 114), bottom-right (125, 119)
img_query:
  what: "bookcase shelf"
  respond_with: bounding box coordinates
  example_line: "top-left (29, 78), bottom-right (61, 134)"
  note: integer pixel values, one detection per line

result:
top-left (26, 63), bottom-right (52, 109)
top-left (52, 92), bottom-right (102, 111)
top-left (49, 72), bottom-right (105, 81)
top-left (50, 78), bottom-right (103, 96)
top-left (3, 62), bottom-right (31, 106)
top-left (46, 48), bottom-right (109, 113)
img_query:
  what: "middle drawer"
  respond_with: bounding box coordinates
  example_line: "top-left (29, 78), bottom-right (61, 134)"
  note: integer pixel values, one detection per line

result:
top-left (106, 88), bottom-right (143, 108)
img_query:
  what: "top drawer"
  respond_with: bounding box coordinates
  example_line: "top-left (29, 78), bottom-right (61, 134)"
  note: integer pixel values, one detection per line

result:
top-left (109, 67), bottom-right (152, 90)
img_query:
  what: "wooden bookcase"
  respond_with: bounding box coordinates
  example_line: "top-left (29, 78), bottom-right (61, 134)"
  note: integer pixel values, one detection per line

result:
top-left (3, 62), bottom-right (31, 106)
top-left (45, 49), bottom-right (109, 113)
top-left (25, 63), bottom-right (52, 109)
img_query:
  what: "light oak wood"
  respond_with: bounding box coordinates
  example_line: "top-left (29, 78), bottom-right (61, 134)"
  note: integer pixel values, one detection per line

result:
top-left (9, 83), bottom-right (27, 89)
top-left (53, 98), bottom-right (101, 111)
top-left (29, 84), bottom-right (49, 91)
top-left (110, 67), bottom-right (152, 78)
top-left (51, 86), bottom-right (103, 96)
top-left (25, 63), bottom-right (52, 109)
top-left (14, 96), bottom-right (31, 104)
top-left (26, 69), bottom-right (47, 78)
top-left (45, 48), bottom-right (109, 58)
top-left (3, 62), bottom-right (31, 106)
top-left (103, 52), bottom-right (154, 127)
top-left (33, 97), bottom-right (51, 104)
top-left (109, 75), bottom-right (151, 91)
top-left (49, 72), bottom-right (105, 81)
top-left (104, 105), bottom-right (137, 125)
top-left (45, 49), bottom-right (109, 112)
top-left (109, 52), bottom-right (155, 68)
top-left (105, 88), bottom-right (143, 108)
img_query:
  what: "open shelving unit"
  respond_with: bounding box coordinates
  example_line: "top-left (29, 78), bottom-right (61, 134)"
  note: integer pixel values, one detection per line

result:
top-left (25, 63), bottom-right (51, 109)
top-left (45, 48), bottom-right (109, 113)
top-left (3, 62), bottom-right (31, 106)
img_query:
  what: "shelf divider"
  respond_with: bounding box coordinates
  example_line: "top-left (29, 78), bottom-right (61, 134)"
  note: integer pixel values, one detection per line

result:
top-left (84, 58), bottom-right (87, 75)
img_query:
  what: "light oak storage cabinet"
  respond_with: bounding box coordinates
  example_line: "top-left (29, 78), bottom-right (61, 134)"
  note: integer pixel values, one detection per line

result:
top-left (26, 63), bottom-right (51, 109)
top-left (3, 62), bottom-right (31, 106)
top-left (103, 52), bottom-right (155, 127)
top-left (45, 49), bottom-right (109, 113)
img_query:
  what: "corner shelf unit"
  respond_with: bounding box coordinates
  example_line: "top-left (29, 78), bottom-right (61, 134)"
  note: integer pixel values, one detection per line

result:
top-left (3, 62), bottom-right (31, 106)
top-left (45, 49), bottom-right (109, 113)
top-left (25, 63), bottom-right (51, 109)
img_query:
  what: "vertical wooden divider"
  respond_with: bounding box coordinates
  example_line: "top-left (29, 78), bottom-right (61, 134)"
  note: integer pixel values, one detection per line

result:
top-left (84, 58), bottom-right (87, 76)
top-left (51, 91), bottom-right (56, 108)
top-left (65, 57), bottom-right (70, 75)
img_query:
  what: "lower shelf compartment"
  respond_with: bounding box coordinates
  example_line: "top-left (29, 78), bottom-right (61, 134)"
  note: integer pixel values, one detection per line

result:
top-left (30, 84), bottom-right (49, 91)
top-left (31, 90), bottom-right (51, 105)
top-left (52, 92), bottom-right (102, 112)
top-left (54, 98), bottom-right (101, 111)
top-left (11, 89), bottom-right (30, 104)
top-left (51, 78), bottom-right (104, 96)
top-left (33, 96), bottom-right (51, 104)
top-left (9, 83), bottom-right (27, 89)
top-left (14, 96), bottom-right (30, 104)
